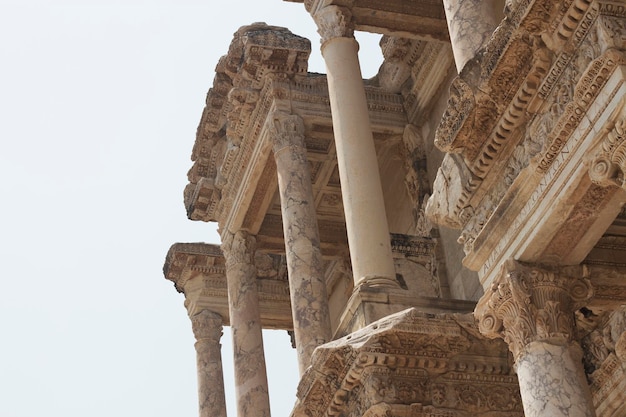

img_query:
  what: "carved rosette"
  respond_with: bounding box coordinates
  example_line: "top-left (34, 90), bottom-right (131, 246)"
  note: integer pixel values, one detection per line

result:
top-left (476, 259), bottom-right (593, 360)
top-left (268, 111), bottom-right (305, 154)
top-left (313, 5), bottom-right (354, 45)
top-left (191, 309), bottom-right (223, 342)
top-left (220, 230), bottom-right (256, 269)
top-left (589, 118), bottom-right (626, 190)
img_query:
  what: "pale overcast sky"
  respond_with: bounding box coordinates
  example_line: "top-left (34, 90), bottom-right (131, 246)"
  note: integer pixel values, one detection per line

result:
top-left (0, 2), bottom-right (382, 416)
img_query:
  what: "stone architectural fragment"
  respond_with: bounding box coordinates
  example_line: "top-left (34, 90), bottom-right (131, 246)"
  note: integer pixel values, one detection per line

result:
top-left (163, 1), bottom-right (626, 416)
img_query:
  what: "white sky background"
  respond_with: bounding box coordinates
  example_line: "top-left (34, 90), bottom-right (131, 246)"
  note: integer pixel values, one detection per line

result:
top-left (0, 1), bottom-right (382, 416)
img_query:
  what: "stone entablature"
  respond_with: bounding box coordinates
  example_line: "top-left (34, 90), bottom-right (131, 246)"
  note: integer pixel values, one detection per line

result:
top-left (426, 0), bottom-right (626, 287)
top-left (292, 308), bottom-right (522, 417)
top-left (184, 24), bottom-right (408, 244)
top-left (163, 242), bottom-right (293, 329)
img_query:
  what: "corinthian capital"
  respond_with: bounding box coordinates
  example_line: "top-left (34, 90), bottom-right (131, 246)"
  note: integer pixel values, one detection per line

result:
top-left (313, 5), bottom-right (354, 45)
top-left (191, 309), bottom-right (223, 342)
top-left (221, 230), bottom-right (256, 269)
top-left (268, 111), bottom-right (305, 153)
top-left (475, 259), bottom-right (593, 360)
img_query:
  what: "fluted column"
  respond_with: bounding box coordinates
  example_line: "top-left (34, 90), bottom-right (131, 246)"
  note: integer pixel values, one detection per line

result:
top-left (476, 259), bottom-right (596, 417)
top-left (442, 0), bottom-right (502, 73)
top-left (312, 5), bottom-right (398, 289)
top-left (190, 309), bottom-right (228, 417)
top-left (269, 111), bottom-right (332, 375)
top-left (221, 231), bottom-right (271, 417)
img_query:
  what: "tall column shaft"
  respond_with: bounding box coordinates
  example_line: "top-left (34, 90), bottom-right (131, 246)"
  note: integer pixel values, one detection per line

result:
top-left (314, 6), bottom-right (397, 289)
top-left (517, 342), bottom-right (594, 417)
top-left (476, 259), bottom-right (596, 417)
top-left (442, 0), bottom-right (502, 73)
top-left (191, 309), bottom-right (228, 417)
top-left (270, 111), bottom-right (332, 375)
top-left (222, 231), bottom-right (271, 417)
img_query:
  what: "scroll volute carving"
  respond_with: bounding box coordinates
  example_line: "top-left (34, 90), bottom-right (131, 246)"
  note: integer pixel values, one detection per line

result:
top-left (220, 230), bottom-right (256, 268)
top-left (589, 119), bottom-right (626, 191)
top-left (476, 259), bottom-right (593, 360)
top-left (191, 309), bottom-right (223, 342)
top-left (313, 5), bottom-right (354, 45)
top-left (268, 111), bottom-right (305, 153)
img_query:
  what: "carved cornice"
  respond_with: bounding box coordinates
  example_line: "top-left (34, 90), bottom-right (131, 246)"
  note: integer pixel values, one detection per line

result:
top-left (428, 2), bottom-right (626, 273)
top-left (163, 243), bottom-right (225, 292)
top-left (476, 259), bottom-right (594, 360)
top-left (190, 309), bottom-right (223, 342)
top-left (185, 24), bottom-right (311, 224)
top-left (293, 309), bottom-right (520, 417)
top-left (313, 5), bottom-right (354, 45)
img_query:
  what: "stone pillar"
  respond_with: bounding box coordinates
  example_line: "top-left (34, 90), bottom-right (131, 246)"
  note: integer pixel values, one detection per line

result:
top-left (476, 259), bottom-right (596, 417)
top-left (221, 231), bottom-right (271, 417)
top-left (312, 5), bottom-right (398, 289)
top-left (190, 309), bottom-right (228, 417)
top-left (268, 111), bottom-right (332, 375)
top-left (442, 0), bottom-right (502, 73)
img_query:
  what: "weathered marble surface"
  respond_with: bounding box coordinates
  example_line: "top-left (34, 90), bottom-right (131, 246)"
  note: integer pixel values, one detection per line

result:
top-left (191, 309), bottom-right (228, 417)
top-left (517, 342), bottom-right (595, 417)
top-left (222, 231), bottom-right (271, 417)
top-left (270, 111), bottom-right (332, 375)
top-left (442, 0), bottom-right (501, 72)
top-left (314, 5), bottom-right (398, 290)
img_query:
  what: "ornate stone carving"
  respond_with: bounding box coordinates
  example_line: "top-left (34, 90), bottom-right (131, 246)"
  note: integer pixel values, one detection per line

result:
top-left (221, 230), bottom-right (256, 269)
top-left (589, 118), bottom-right (626, 190)
top-left (313, 5), bottom-right (354, 45)
top-left (267, 111), bottom-right (305, 153)
top-left (191, 309), bottom-right (223, 342)
top-left (293, 309), bottom-right (521, 417)
top-left (476, 259), bottom-right (594, 359)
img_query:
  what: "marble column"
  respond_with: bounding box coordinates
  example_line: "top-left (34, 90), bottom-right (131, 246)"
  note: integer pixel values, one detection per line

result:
top-left (221, 231), bottom-right (271, 417)
top-left (442, 0), bottom-right (503, 73)
top-left (312, 5), bottom-right (398, 289)
top-left (476, 259), bottom-right (596, 417)
top-left (269, 111), bottom-right (332, 375)
top-left (190, 309), bottom-right (228, 417)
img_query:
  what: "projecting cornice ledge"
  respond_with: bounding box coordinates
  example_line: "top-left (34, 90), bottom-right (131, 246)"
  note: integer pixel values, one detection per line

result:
top-left (184, 23), bottom-right (311, 226)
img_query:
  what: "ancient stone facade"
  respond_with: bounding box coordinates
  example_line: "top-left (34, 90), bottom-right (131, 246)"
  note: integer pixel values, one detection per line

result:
top-left (164, 1), bottom-right (626, 416)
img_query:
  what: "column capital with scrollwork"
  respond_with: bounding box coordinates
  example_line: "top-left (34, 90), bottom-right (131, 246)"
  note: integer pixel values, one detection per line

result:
top-left (190, 309), bottom-right (223, 342)
top-left (475, 259), bottom-right (593, 361)
top-left (267, 111), bottom-right (306, 154)
top-left (220, 230), bottom-right (256, 269)
top-left (312, 5), bottom-right (354, 46)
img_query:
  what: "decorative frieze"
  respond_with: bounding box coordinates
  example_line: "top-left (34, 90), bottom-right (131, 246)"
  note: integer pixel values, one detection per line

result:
top-left (293, 309), bottom-right (521, 417)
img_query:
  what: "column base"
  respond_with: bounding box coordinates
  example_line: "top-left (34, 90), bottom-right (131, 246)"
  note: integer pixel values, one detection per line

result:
top-left (334, 284), bottom-right (476, 338)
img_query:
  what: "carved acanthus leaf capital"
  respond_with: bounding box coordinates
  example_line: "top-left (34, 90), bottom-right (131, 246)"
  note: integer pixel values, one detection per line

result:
top-left (190, 309), bottom-right (223, 342)
top-left (475, 259), bottom-right (593, 360)
top-left (220, 230), bottom-right (256, 268)
top-left (268, 111), bottom-right (305, 153)
top-left (313, 5), bottom-right (354, 45)
top-left (589, 118), bottom-right (626, 190)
